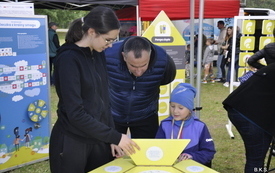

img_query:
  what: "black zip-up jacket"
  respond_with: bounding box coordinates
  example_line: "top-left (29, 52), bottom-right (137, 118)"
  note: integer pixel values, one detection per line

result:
top-left (223, 62), bottom-right (275, 136)
top-left (53, 43), bottom-right (121, 145)
top-left (247, 42), bottom-right (275, 69)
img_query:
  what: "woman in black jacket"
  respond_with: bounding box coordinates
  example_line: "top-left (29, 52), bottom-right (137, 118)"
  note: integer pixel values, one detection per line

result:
top-left (49, 6), bottom-right (139, 173)
top-left (247, 43), bottom-right (275, 69)
top-left (223, 63), bottom-right (275, 173)
top-left (247, 28), bottom-right (275, 69)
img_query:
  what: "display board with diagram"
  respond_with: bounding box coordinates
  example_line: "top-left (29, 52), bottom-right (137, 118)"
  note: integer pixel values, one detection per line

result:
top-left (0, 15), bottom-right (51, 172)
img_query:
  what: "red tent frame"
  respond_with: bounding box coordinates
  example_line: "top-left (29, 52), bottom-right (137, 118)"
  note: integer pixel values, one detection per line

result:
top-left (139, 0), bottom-right (240, 20)
top-left (116, 0), bottom-right (240, 21)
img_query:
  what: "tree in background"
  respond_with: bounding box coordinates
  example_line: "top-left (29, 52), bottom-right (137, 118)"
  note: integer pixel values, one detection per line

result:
top-left (246, 0), bottom-right (275, 9)
top-left (35, 9), bottom-right (88, 29)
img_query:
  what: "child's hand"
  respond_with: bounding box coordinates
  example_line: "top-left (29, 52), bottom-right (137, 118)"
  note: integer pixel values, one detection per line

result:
top-left (178, 153), bottom-right (193, 161)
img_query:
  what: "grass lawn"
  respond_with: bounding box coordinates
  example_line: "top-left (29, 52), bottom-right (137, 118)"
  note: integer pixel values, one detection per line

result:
top-left (7, 73), bottom-right (275, 173)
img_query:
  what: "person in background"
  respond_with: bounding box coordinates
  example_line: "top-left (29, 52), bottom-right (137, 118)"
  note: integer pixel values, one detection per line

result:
top-left (247, 28), bottom-right (275, 69)
top-left (156, 83), bottom-right (216, 166)
top-left (105, 36), bottom-right (176, 139)
top-left (214, 20), bottom-right (227, 82)
top-left (49, 6), bottom-right (140, 173)
top-left (194, 33), bottom-right (207, 66)
top-left (223, 62), bottom-right (275, 173)
top-left (184, 44), bottom-right (191, 79)
top-left (48, 22), bottom-right (60, 86)
top-left (220, 26), bottom-right (241, 87)
top-left (202, 38), bottom-right (215, 84)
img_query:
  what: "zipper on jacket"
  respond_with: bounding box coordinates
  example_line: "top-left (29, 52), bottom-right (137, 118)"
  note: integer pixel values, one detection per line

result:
top-left (86, 52), bottom-right (104, 108)
top-left (133, 80), bottom-right (136, 90)
top-left (127, 78), bottom-right (136, 122)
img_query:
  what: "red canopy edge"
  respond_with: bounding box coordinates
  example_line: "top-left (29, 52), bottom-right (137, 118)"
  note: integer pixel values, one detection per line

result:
top-left (138, 0), bottom-right (240, 20)
top-left (116, 6), bottom-right (137, 20)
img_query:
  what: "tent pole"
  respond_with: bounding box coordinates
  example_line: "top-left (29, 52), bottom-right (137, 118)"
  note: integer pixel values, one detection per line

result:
top-left (136, 5), bottom-right (141, 36)
top-left (195, 0), bottom-right (205, 119)
top-left (225, 17), bottom-right (238, 139)
top-left (189, 0), bottom-right (195, 86)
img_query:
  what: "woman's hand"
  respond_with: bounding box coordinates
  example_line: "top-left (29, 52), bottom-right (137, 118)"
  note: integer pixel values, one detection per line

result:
top-left (222, 44), bottom-right (229, 50)
top-left (118, 134), bottom-right (140, 155)
top-left (248, 65), bottom-right (257, 72)
top-left (111, 144), bottom-right (125, 158)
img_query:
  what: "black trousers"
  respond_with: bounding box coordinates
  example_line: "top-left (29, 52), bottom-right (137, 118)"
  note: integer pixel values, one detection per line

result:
top-left (226, 107), bottom-right (272, 173)
top-left (220, 55), bottom-right (228, 80)
top-left (49, 56), bottom-right (56, 85)
top-left (49, 124), bottom-right (113, 173)
top-left (114, 114), bottom-right (159, 139)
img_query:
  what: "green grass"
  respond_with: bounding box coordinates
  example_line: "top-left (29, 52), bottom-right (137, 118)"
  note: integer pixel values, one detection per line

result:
top-left (57, 31), bottom-right (66, 45)
top-left (199, 82), bottom-right (245, 172)
top-left (7, 77), bottom-right (275, 173)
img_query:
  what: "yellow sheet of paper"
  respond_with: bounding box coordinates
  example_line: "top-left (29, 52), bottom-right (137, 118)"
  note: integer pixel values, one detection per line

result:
top-left (174, 159), bottom-right (220, 173)
top-left (89, 158), bottom-right (135, 173)
top-left (126, 166), bottom-right (183, 173)
top-left (130, 139), bottom-right (190, 166)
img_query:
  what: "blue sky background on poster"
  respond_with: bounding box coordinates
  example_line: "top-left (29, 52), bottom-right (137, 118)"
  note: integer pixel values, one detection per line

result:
top-left (0, 16), bottom-right (50, 164)
top-left (172, 18), bottom-right (234, 44)
top-left (0, 54), bottom-right (50, 162)
top-left (0, 18), bottom-right (46, 55)
top-left (182, 21), bottom-right (214, 42)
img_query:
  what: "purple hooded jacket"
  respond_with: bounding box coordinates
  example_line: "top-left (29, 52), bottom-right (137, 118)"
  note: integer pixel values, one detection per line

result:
top-left (155, 115), bottom-right (216, 165)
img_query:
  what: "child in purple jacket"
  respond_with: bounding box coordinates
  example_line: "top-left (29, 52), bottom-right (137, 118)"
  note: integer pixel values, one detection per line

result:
top-left (155, 83), bottom-right (216, 166)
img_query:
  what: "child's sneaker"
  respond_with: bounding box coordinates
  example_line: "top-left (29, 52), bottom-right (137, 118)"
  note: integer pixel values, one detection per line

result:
top-left (202, 80), bottom-right (207, 84)
top-left (211, 80), bottom-right (215, 83)
top-left (223, 82), bottom-right (229, 87)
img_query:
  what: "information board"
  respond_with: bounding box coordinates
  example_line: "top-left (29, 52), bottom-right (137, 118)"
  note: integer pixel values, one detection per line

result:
top-left (0, 15), bottom-right (50, 172)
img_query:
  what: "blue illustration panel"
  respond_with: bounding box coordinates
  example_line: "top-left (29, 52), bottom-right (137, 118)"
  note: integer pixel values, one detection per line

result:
top-left (0, 15), bottom-right (50, 172)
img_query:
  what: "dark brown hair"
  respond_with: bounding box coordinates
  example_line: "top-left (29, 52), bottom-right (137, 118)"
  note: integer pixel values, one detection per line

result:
top-left (65, 6), bottom-right (120, 44)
